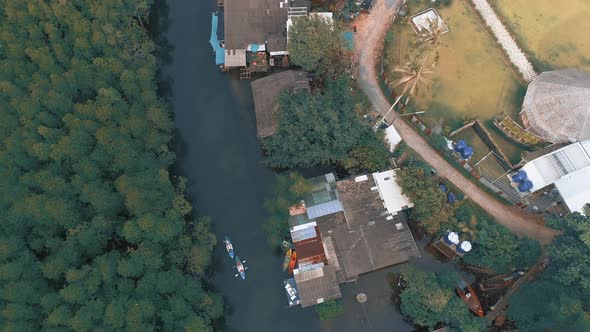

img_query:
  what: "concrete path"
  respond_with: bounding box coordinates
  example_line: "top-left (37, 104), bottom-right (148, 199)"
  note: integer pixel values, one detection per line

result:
top-left (353, 0), bottom-right (557, 245)
top-left (470, 0), bottom-right (537, 82)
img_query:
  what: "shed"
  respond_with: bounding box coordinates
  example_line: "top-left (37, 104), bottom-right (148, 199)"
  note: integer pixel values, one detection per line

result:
top-left (250, 70), bottom-right (309, 137)
top-left (520, 68), bottom-right (590, 143)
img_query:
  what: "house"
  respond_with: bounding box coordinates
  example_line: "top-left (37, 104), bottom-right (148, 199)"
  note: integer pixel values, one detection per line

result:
top-left (520, 68), bottom-right (590, 143)
top-left (250, 70), bottom-right (310, 137)
top-left (223, 0), bottom-right (289, 68)
top-left (513, 139), bottom-right (590, 214)
top-left (286, 170), bottom-right (420, 307)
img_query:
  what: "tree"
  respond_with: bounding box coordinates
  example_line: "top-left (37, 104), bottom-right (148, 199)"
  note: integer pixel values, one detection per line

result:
top-left (395, 167), bottom-right (453, 233)
top-left (314, 300), bottom-right (344, 320)
top-left (508, 281), bottom-right (590, 331)
top-left (263, 172), bottom-right (313, 246)
top-left (544, 209), bottom-right (590, 300)
top-left (462, 217), bottom-right (541, 273)
top-left (263, 77), bottom-right (390, 171)
top-left (376, 56), bottom-right (434, 127)
top-left (288, 15), bottom-right (346, 76)
top-left (0, 1), bottom-right (221, 330)
top-left (399, 265), bottom-right (487, 331)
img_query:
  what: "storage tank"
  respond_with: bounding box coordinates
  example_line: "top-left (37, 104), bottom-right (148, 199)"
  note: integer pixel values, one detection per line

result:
top-left (439, 183), bottom-right (448, 193)
top-left (454, 140), bottom-right (467, 152)
top-left (444, 231), bottom-right (460, 245)
top-left (460, 146), bottom-right (474, 159)
top-left (512, 170), bottom-right (527, 183)
top-left (518, 180), bottom-right (533, 192)
top-left (457, 241), bottom-right (472, 254)
top-left (447, 192), bottom-right (457, 203)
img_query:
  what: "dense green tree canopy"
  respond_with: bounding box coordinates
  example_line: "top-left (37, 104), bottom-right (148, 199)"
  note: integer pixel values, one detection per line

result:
top-left (508, 280), bottom-right (590, 331)
top-left (288, 15), bottom-right (346, 76)
top-left (462, 217), bottom-right (541, 273)
top-left (399, 265), bottom-right (487, 331)
top-left (395, 167), bottom-right (454, 233)
top-left (507, 207), bottom-right (590, 330)
top-left (545, 208), bottom-right (590, 299)
top-left (263, 77), bottom-right (390, 171)
top-left (0, 1), bottom-right (221, 330)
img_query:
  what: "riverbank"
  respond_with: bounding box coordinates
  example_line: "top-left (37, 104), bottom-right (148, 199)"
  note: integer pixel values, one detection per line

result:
top-left (154, 0), bottom-right (476, 330)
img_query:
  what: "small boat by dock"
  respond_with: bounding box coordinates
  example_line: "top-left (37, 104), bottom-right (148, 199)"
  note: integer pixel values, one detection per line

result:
top-left (456, 278), bottom-right (485, 317)
top-left (283, 278), bottom-right (300, 306)
top-left (287, 251), bottom-right (297, 274)
top-left (282, 249), bottom-right (292, 272)
top-left (224, 236), bottom-right (234, 259)
top-left (235, 256), bottom-right (247, 280)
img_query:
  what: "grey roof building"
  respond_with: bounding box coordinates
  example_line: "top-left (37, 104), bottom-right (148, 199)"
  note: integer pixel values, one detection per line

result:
top-left (224, 0), bottom-right (288, 51)
top-left (286, 171), bottom-right (420, 307)
top-left (520, 68), bottom-right (590, 143)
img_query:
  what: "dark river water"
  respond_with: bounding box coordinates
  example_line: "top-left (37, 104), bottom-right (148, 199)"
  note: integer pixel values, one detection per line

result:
top-left (155, 1), bottom-right (456, 331)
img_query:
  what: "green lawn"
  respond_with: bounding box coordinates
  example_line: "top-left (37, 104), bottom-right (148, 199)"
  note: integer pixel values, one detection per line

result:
top-left (384, 1), bottom-right (526, 161)
top-left (491, 0), bottom-right (590, 72)
top-left (385, 1), bottom-right (524, 127)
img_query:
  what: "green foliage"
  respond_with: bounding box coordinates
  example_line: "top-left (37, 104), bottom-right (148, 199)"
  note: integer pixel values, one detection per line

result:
top-left (0, 1), bottom-right (221, 330)
top-left (263, 77), bottom-right (390, 172)
top-left (395, 167), bottom-right (454, 233)
top-left (263, 173), bottom-right (313, 246)
top-left (508, 281), bottom-right (590, 331)
top-left (462, 217), bottom-right (541, 273)
top-left (314, 300), bottom-right (344, 320)
top-left (399, 265), bottom-right (487, 331)
top-left (288, 15), bottom-right (346, 76)
top-left (545, 210), bottom-right (590, 302)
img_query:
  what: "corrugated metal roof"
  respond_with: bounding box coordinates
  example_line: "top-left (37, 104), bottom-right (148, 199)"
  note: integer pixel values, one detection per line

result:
top-left (306, 200), bottom-right (343, 219)
top-left (291, 224), bottom-right (317, 242)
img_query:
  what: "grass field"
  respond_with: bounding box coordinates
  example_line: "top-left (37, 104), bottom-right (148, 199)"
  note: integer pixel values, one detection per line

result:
top-left (384, 1), bottom-right (526, 161)
top-left (491, 0), bottom-right (590, 72)
top-left (384, 1), bottom-right (524, 130)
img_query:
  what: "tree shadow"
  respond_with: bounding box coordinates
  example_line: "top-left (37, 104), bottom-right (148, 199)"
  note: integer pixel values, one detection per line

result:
top-left (149, 0), bottom-right (175, 103)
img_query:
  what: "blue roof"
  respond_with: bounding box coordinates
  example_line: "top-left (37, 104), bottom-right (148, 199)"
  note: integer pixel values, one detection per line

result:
top-left (343, 31), bottom-right (354, 50)
top-left (210, 12), bottom-right (225, 65)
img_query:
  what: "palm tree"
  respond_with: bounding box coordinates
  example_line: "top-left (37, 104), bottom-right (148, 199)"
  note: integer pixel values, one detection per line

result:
top-left (374, 56), bottom-right (434, 129)
top-left (374, 18), bottom-right (445, 129)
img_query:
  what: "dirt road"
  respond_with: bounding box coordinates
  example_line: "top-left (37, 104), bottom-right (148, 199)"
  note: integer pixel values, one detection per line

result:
top-left (353, 0), bottom-right (557, 245)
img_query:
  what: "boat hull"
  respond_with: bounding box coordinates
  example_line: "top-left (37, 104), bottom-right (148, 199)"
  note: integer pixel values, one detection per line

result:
top-left (236, 256), bottom-right (246, 280)
top-left (224, 236), bottom-right (235, 259)
top-left (282, 249), bottom-right (292, 271)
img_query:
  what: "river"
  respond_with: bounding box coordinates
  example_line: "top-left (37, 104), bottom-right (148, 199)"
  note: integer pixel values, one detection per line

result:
top-left (155, 1), bottom-right (455, 331)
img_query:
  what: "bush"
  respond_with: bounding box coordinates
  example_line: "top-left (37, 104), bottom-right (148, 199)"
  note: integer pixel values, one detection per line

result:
top-left (314, 300), bottom-right (344, 320)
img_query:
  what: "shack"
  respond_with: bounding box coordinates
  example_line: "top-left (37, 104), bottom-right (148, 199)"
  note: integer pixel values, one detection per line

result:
top-left (250, 70), bottom-right (310, 137)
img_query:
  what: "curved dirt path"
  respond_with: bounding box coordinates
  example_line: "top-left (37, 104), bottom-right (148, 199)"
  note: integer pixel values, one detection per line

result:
top-left (353, 0), bottom-right (557, 245)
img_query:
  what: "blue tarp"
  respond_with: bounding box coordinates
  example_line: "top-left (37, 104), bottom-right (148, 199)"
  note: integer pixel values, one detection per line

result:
top-left (210, 12), bottom-right (225, 65)
top-left (343, 31), bottom-right (354, 50)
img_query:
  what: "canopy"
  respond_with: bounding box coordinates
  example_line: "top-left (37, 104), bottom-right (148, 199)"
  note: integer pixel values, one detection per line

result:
top-left (210, 12), bottom-right (225, 65)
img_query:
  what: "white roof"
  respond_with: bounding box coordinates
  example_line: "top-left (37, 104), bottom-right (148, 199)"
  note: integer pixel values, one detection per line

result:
top-left (372, 170), bottom-right (414, 215)
top-left (554, 167), bottom-right (590, 214)
top-left (224, 49), bottom-right (246, 67)
top-left (385, 125), bottom-right (402, 152)
top-left (410, 8), bottom-right (449, 35)
top-left (520, 140), bottom-right (590, 192)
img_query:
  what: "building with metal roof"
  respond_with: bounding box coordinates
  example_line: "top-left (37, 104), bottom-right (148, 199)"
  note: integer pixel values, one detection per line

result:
top-left (520, 69), bottom-right (590, 143)
top-left (250, 70), bottom-right (310, 137)
top-left (286, 170), bottom-right (420, 307)
top-left (517, 140), bottom-right (590, 214)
